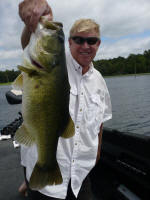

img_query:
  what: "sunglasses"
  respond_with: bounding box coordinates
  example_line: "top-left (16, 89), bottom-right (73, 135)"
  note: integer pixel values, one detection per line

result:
top-left (70, 36), bottom-right (100, 45)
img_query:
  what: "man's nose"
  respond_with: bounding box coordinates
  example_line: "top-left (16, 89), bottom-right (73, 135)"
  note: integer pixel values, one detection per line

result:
top-left (82, 41), bottom-right (90, 48)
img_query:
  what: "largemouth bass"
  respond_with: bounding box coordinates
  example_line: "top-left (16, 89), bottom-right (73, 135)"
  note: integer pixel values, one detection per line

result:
top-left (13, 18), bottom-right (74, 189)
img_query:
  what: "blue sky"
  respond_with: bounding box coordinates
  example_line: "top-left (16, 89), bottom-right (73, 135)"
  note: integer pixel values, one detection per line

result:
top-left (0, 0), bottom-right (150, 71)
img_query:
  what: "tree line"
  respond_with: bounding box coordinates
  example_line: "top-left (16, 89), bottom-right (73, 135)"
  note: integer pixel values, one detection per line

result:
top-left (0, 70), bottom-right (20, 83)
top-left (94, 49), bottom-right (150, 76)
top-left (0, 49), bottom-right (150, 83)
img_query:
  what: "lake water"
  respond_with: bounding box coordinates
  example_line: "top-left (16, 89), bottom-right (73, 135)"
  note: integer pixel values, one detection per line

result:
top-left (104, 74), bottom-right (150, 135)
top-left (0, 74), bottom-right (150, 135)
top-left (0, 85), bottom-right (21, 131)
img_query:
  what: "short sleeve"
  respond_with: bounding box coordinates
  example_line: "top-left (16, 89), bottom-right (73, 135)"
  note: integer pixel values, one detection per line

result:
top-left (102, 88), bottom-right (112, 123)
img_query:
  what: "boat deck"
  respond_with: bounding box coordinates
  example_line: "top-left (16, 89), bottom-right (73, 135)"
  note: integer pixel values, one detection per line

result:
top-left (0, 139), bottom-right (26, 200)
top-left (0, 139), bottom-right (100, 200)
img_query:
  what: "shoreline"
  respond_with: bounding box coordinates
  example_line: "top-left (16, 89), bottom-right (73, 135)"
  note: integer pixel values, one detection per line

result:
top-left (0, 82), bottom-right (12, 86)
top-left (0, 73), bottom-right (150, 85)
top-left (104, 73), bottom-right (150, 78)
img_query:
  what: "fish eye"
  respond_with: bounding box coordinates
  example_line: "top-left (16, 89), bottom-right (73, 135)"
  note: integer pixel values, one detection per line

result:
top-left (57, 29), bottom-right (65, 43)
top-left (58, 35), bottom-right (64, 43)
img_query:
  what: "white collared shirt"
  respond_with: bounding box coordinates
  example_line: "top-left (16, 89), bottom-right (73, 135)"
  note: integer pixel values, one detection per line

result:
top-left (21, 52), bottom-right (112, 199)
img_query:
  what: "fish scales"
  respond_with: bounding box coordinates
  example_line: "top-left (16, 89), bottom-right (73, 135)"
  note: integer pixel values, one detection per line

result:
top-left (13, 18), bottom-right (75, 189)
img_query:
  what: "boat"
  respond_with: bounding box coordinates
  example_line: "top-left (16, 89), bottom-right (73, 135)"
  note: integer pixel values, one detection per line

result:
top-left (90, 128), bottom-right (150, 200)
top-left (5, 89), bottom-right (22, 105)
top-left (0, 90), bottom-right (150, 200)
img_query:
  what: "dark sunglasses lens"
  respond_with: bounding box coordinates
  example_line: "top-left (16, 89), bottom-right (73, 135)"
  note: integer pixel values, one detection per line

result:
top-left (72, 36), bottom-right (99, 45)
top-left (87, 38), bottom-right (99, 45)
top-left (73, 37), bottom-right (85, 44)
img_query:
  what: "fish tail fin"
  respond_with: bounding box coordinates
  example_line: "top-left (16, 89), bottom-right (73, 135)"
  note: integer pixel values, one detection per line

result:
top-left (29, 162), bottom-right (63, 189)
top-left (61, 116), bottom-right (75, 138)
top-left (14, 124), bottom-right (35, 146)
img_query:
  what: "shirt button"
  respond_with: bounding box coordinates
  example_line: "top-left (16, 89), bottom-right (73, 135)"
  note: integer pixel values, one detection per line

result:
top-left (75, 143), bottom-right (77, 145)
top-left (76, 126), bottom-right (79, 129)
top-left (80, 108), bottom-right (82, 112)
top-left (81, 92), bottom-right (83, 95)
top-left (72, 160), bottom-right (74, 163)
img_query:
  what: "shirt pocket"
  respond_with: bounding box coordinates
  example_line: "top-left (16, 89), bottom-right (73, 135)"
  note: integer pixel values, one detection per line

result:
top-left (84, 92), bottom-right (104, 136)
top-left (84, 92), bottom-right (104, 125)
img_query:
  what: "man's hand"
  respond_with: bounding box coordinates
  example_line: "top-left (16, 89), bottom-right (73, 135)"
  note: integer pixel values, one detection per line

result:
top-left (19, 0), bottom-right (53, 32)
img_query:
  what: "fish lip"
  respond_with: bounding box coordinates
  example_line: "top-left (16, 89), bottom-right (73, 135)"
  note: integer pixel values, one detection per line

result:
top-left (30, 56), bottom-right (45, 70)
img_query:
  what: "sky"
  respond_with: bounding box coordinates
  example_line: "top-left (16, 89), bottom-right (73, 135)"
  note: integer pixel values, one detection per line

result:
top-left (0, 0), bottom-right (150, 71)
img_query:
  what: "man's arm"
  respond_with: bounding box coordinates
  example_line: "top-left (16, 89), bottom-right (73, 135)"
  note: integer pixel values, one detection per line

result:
top-left (21, 26), bottom-right (32, 49)
top-left (96, 123), bottom-right (103, 164)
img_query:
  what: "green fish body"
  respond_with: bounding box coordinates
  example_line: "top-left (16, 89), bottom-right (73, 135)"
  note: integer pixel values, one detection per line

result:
top-left (14, 19), bottom-right (74, 189)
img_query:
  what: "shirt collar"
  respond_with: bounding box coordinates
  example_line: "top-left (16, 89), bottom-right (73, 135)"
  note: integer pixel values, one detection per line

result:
top-left (69, 52), bottom-right (94, 76)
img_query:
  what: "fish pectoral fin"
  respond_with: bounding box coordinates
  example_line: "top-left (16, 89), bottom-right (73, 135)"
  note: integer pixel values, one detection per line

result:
top-left (14, 124), bottom-right (35, 146)
top-left (29, 161), bottom-right (63, 189)
top-left (61, 117), bottom-right (75, 138)
top-left (12, 73), bottom-right (23, 90)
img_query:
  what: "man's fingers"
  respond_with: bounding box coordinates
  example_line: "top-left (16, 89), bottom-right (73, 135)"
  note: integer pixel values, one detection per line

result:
top-left (43, 5), bottom-right (53, 19)
top-left (29, 5), bottom-right (53, 31)
top-left (18, 0), bottom-right (53, 32)
top-left (29, 13), bottom-right (41, 32)
top-left (19, 1), bottom-right (28, 21)
top-left (29, 8), bottom-right (42, 32)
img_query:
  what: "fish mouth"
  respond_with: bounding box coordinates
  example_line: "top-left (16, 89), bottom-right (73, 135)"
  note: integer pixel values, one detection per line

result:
top-left (30, 57), bottom-right (45, 70)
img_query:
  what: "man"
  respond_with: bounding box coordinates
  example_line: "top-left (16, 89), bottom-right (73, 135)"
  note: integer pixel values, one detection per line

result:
top-left (18, 0), bottom-right (112, 199)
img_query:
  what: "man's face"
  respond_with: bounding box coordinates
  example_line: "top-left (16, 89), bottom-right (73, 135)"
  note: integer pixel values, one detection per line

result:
top-left (69, 31), bottom-right (100, 68)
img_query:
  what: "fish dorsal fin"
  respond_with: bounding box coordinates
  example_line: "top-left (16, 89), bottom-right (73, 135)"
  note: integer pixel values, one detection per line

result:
top-left (61, 117), bottom-right (75, 138)
top-left (12, 73), bottom-right (23, 90)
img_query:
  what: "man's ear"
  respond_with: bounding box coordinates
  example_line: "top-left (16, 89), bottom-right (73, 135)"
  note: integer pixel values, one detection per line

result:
top-left (97, 39), bottom-right (101, 47)
top-left (68, 38), bottom-right (72, 47)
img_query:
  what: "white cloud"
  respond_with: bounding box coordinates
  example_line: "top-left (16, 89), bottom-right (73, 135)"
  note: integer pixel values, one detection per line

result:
top-left (99, 0), bottom-right (150, 38)
top-left (96, 36), bottom-right (150, 60)
top-left (0, 34), bottom-right (22, 49)
top-left (0, 0), bottom-right (150, 70)
top-left (49, 0), bottom-right (150, 38)
top-left (0, 49), bottom-right (22, 60)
